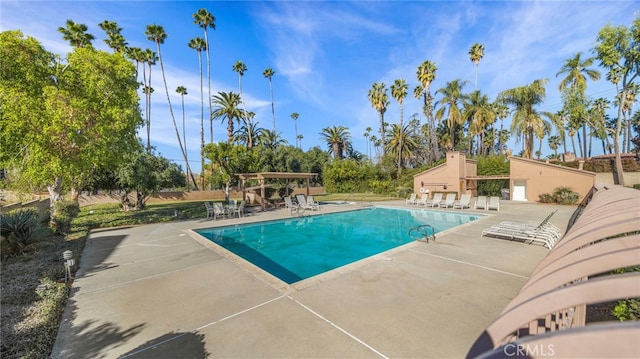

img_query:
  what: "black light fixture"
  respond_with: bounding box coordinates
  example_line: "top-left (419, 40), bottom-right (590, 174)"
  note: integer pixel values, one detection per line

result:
top-left (420, 181), bottom-right (424, 187)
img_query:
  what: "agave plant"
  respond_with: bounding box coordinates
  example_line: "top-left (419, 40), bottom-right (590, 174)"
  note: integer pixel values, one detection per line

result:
top-left (1, 209), bottom-right (49, 254)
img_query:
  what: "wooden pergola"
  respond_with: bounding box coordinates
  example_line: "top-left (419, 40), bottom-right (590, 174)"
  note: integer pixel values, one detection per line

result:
top-left (236, 172), bottom-right (317, 210)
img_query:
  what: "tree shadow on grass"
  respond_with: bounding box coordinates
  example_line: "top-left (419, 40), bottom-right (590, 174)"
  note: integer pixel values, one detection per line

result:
top-left (120, 331), bottom-right (209, 359)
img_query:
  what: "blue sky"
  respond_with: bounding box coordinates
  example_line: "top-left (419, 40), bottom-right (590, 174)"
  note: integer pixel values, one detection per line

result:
top-left (1, 1), bottom-right (637, 173)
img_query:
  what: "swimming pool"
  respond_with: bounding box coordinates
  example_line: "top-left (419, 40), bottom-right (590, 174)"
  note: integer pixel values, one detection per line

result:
top-left (195, 207), bottom-right (481, 284)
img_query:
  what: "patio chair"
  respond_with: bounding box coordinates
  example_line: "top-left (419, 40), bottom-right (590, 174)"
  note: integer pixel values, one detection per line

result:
top-left (425, 193), bottom-right (443, 208)
top-left (232, 201), bottom-right (245, 218)
top-left (307, 195), bottom-right (321, 210)
top-left (204, 201), bottom-right (215, 219)
top-left (212, 202), bottom-right (228, 220)
top-left (487, 196), bottom-right (500, 211)
top-left (453, 194), bottom-right (471, 209)
top-left (297, 194), bottom-right (319, 211)
top-left (440, 193), bottom-right (457, 208)
top-left (284, 196), bottom-right (301, 215)
top-left (406, 193), bottom-right (417, 205)
top-left (474, 196), bottom-right (487, 210)
top-left (417, 193), bottom-right (429, 206)
top-left (491, 210), bottom-right (560, 237)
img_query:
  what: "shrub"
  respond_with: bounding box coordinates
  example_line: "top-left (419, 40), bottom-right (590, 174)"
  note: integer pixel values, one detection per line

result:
top-left (537, 186), bottom-right (579, 205)
top-left (53, 200), bottom-right (80, 234)
top-left (0, 209), bottom-right (50, 255)
top-left (552, 186), bottom-right (579, 205)
top-left (477, 155), bottom-right (509, 196)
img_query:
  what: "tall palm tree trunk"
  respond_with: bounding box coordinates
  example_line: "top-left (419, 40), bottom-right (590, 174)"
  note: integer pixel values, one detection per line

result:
top-left (155, 43), bottom-right (198, 190)
top-left (197, 51), bottom-right (205, 190)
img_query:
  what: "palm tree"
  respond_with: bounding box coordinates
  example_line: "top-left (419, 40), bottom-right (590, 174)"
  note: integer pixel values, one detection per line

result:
top-left (548, 135), bottom-right (561, 157)
top-left (259, 129), bottom-right (287, 150)
top-left (468, 43), bottom-right (485, 90)
top-left (368, 82), bottom-right (389, 154)
top-left (58, 19), bottom-right (94, 48)
top-left (291, 112), bottom-right (300, 148)
top-left (363, 126), bottom-right (372, 161)
top-left (535, 115), bottom-right (552, 159)
top-left (98, 20), bottom-right (127, 53)
top-left (463, 90), bottom-right (495, 155)
top-left (235, 119), bottom-right (264, 149)
top-left (556, 52), bottom-right (601, 93)
top-left (193, 9), bottom-right (216, 145)
top-left (232, 60), bottom-right (249, 128)
top-left (435, 79), bottom-right (469, 150)
top-left (416, 60), bottom-right (439, 162)
top-left (188, 37), bottom-right (207, 188)
top-left (176, 86), bottom-right (189, 190)
top-left (320, 126), bottom-right (351, 159)
top-left (498, 79), bottom-right (548, 159)
top-left (391, 79), bottom-right (408, 175)
top-left (263, 68), bottom-right (277, 132)
top-left (211, 92), bottom-right (243, 143)
top-left (589, 97), bottom-right (612, 155)
top-left (297, 134), bottom-right (304, 148)
top-left (557, 52), bottom-right (601, 158)
top-left (146, 24), bottom-right (196, 189)
top-left (140, 49), bottom-right (157, 152)
top-left (385, 124), bottom-right (417, 173)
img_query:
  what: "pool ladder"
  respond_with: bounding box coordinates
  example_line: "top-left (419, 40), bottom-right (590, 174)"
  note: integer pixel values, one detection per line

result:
top-left (408, 224), bottom-right (436, 243)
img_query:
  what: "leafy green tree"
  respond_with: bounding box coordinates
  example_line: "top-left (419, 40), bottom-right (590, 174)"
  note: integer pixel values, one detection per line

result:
top-left (498, 79), bottom-right (548, 159)
top-left (117, 151), bottom-right (185, 210)
top-left (477, 155), bottom-right (509, 196)
top-left (211, 91), bottom-right (243, 143)
top-left (235, 117), bottom-right (264, 149)
top-left (468, 43), bottom-right (485, 90)
top-left (58, 19), bottom-right (94, 48)
top-left (368, 82), bottom-right (389, 153)
top-left (593, 17), bottom-right (640, 186)
top-left (204, 142), bottom-right (252, 202)
top-left (263, 67), bottom-right (277, 132)
top-left (258, 129), bottom-right (287, 150)
top-left (0, 31), bottom-right (142, 222)
top-left (463, 90), bottom-right (495, 156)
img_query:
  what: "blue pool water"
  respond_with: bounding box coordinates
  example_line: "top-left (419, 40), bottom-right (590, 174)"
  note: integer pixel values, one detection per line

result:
top-left (195, 207), bottom-right (481, 284)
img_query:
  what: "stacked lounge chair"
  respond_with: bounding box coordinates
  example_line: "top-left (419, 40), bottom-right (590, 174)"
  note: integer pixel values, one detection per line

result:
top-left (482, 210), bottom-right (561, 249)
top-left (406, 193), bottom-right (417, 205)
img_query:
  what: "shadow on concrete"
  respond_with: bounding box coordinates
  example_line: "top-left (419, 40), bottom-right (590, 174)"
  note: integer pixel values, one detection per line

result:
top-left (120, 331), bottom-right (209, 359)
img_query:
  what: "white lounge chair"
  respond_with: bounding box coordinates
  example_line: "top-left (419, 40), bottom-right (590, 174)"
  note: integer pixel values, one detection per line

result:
top-left (406, 193), bottom-right (417, 205)
top-left (297, 194), bottom-right (319, 211)
top-left (417, 193), bottom-right (429, 206)
top-left (482, 210), bottom-right (562, 249)
top-left (307, 195), bottom-right (321, 210)
top-left (474, 196), bottom-right (487, 210)
top-left (204, 201), bottom-right (214, 219)
top-left (425, 193), bottom-right (443, 208)
top-left (487, 196), bottom-right (500, 211)
top-left (440, 193), bottom-right (457, 208)
top-left (453, 194), bottom-right (471, 209)
top-left (284, 196), bottom-right (301, 215)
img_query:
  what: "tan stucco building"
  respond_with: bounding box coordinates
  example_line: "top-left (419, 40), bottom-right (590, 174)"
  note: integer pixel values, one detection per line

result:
top-left (413, 152), bottom-right (597, 202)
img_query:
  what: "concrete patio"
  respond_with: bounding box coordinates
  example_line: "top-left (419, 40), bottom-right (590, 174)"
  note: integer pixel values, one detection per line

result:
top-left (51, 200), bottom-right (576, 358)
